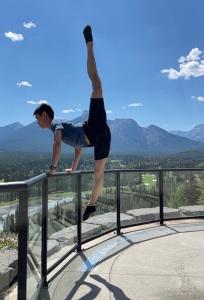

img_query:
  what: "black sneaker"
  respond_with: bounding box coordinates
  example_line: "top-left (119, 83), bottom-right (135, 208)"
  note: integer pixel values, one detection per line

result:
top-left (83, 205), bottom-right (96, 221)
top-left (83, 25), bottom-right (93, 44)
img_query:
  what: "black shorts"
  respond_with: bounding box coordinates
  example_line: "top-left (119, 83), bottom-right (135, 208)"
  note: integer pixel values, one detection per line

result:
top-left (83, 98), bottom-right (111, 160)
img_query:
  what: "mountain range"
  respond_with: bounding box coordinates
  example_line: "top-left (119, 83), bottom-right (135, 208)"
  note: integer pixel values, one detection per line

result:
top-left (170, 124), bottom-right (204, 142)
top-left (1, 111), bottom-right (204, 154)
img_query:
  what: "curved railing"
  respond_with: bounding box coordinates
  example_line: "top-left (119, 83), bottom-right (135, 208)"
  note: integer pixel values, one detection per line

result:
top-left (1, 168), bottom-right (204, 300)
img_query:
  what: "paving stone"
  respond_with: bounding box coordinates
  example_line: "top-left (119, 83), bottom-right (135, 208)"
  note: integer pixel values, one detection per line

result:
top-left (84, 212), bottom-right (136, 230)
top-left (29, 239), bottom-right (60, 261)
top-left (179, 205), bottom-right (204, 217)
top-left (126, 206), bottom-right (179, 222)
top-left (48, 223), bottom-right (102, 244)
top-left (0, 249), bottom-right (18, 292)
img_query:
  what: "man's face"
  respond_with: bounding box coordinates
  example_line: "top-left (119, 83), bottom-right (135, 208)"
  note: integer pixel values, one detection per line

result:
top-left (35, 113), bottom-right (47, 128)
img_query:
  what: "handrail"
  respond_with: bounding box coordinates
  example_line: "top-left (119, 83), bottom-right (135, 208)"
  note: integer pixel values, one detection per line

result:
top-left (1, 167), bottom-right (204, 191)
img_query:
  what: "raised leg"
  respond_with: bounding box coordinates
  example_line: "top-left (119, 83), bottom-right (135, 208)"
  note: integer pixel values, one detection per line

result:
top-left (83, 25), bottom-right (103, 98)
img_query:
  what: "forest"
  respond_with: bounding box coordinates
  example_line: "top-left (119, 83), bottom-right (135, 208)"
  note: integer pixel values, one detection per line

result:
top-left (1, 150), bottom-right (204, 239)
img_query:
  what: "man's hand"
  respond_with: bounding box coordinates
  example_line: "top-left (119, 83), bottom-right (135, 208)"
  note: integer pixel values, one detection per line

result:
top-left (45, 169), bottom-right (56, 175)
top-left (65, 168), bottom-right (74, 173)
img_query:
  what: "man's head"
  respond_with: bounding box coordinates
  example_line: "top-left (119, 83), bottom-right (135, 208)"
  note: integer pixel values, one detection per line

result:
top-left (33, 103), bottom-right (54, 129)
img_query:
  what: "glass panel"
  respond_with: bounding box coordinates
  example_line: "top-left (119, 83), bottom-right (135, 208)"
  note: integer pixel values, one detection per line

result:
top-left (0, 192), bottom-right (18, 298)
top-left (47, 175), bottom-right (77, 269)
top-left (27, 183), bottom-right (42, 299)
top-left (120, 171), bottom-right (159, 225)
top-left (163, 170), bottom-right (204, 219)
top-left (81, 172), bottom-right (117, 242)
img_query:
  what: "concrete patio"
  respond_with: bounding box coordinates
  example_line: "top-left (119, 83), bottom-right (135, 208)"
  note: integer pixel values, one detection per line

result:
top-left (34, 219), bottom-right (204, 300)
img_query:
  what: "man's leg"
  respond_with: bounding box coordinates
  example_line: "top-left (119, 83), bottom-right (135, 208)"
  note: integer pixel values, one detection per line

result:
top-left (83, 25), bottom-right (103, 99)
top-left (88, 158), bottom-right (107, 206)
top-left (83, 26), bottom-right (107, 221)
top-left (83, 158), bottom-right (107, 221)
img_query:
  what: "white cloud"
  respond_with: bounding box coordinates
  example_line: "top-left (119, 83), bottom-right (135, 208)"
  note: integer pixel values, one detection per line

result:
top-left (5, 31), bottom-right (24, 42)
top-left (61, 109), bottom-right (75, 113)
top-left (178, 56), bottom-right (186, 63)
top-left (128, 103), bottom-right (143, 107)
top-left (186, 48), bottom-right (202, 61)
top-left (76, 108), bottom-right (82, 112)
top-left (122, 106), bottom-right (126, 109)
top-left (191, 96), bottom-right (204, 101)
top-left (161, 48), bottom-right (204, 80)
top-left (106, 110), bottom-right (113, 113)
top-left (17, 81), bottom-right (32, 87)
top-left (23, 22), bottom-right (36, 29)
top-left (27, 100), bottom-right (48, 105)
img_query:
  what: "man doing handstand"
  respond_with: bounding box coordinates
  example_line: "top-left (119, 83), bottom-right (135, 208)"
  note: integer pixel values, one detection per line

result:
top-left (33, 25), bottom-right (111, 221)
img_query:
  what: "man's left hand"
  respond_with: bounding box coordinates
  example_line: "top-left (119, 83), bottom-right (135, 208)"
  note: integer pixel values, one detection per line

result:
top-left (45, 169), bottom-right (56, 175)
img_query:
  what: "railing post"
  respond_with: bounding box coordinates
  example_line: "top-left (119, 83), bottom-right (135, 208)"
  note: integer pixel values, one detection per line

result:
top-left (116, 171), bottom-right (121, 234)
top-left (18, 190), bottom-right (29, 300)
top-left (159, 170), bottom-right (164, 225)
top-left (42, 178), bottom-right (49, 287)
top-left (77, 173), bottom-right (82, 252)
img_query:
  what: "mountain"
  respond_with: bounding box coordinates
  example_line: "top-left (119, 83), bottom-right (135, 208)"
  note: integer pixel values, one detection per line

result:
top-left (0, 122), bottom-right (24, 140)
top-left (1, 113), bottom-right (204, 154)
top-left (109, 121), bottom-right (204, 153)
top-left (170, 124), bottom-right (204, 142)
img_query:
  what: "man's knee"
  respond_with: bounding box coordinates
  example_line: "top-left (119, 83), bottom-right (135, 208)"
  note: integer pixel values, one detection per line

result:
top-left (92, 74), bottom-right (102, 92)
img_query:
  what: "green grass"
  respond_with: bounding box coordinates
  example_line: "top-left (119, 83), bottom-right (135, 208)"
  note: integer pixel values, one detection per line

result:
top-left (142, 174), bottom-right (157, 188)
top-left (48, 192), bottom-right (75, 197)
top-left (0, 179), bottom-right (4, 183)
top-left (0, 199), bottom-right (19, 207)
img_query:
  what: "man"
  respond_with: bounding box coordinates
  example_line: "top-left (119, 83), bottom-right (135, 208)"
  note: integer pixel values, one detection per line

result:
top-left (33, 25), bottom-right (111, 221)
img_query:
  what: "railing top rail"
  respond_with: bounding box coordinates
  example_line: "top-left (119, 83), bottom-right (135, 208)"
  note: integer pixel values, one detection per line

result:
top-left (1, 167), bottom-right (204, 192)
top-left (0, 173), bottom-right (47, 192)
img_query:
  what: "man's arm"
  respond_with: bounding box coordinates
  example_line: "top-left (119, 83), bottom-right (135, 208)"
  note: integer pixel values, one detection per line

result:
top-left (50, 130), bottom-right (62, 172)
top-left (65, 147), bottom-right (82, 173)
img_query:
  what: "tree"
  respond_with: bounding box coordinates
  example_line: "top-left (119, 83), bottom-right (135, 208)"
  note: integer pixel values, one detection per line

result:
top-left (198, 178), bottom-right (204, 204)
top-left (168, 173), bottom-right (201, 208)
top-left (15, 204), bottom-right (19, 233)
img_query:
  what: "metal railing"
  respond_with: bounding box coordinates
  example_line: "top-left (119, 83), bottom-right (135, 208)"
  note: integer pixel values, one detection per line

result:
top-left (0, 168), bottom-right (204, 300)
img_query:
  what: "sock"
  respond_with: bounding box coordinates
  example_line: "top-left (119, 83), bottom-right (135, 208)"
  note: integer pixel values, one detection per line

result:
top-left (83, 25), bottom-right (93, 43)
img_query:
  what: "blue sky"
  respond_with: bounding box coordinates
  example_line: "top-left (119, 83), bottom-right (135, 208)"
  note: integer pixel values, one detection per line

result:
top-left (1, 0), bottom-right (204, 131)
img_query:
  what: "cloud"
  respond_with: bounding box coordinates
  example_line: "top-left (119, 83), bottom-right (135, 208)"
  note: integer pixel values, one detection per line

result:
top-left (161, 48), bottom-right (204, 80)
top-left (5, 31), bottom-right (24, 42)
top-left (27, 100), bottom-right (48, 105)
top-left (192, 96), bottom-right (204, 101)
top-left (128, 103), bottom-right (143, 107)
top-left (122, 106), bottom-right (126, 109)
top-left (61, 109), bottom-right (75, 113)
top-left (186, 48), bottom-right (202, 61)
top-left (17, 81), bottom-right (32, 87)
top-left (106, 110), bottom-right (113, 113)
top-left (23, 22), bottom-right (36, 29)
top-left (76, 108), bottom-right (82, 112)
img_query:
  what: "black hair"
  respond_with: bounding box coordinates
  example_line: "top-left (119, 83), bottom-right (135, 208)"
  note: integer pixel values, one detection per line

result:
top-left (33, 103), bottom-right (54, 119)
